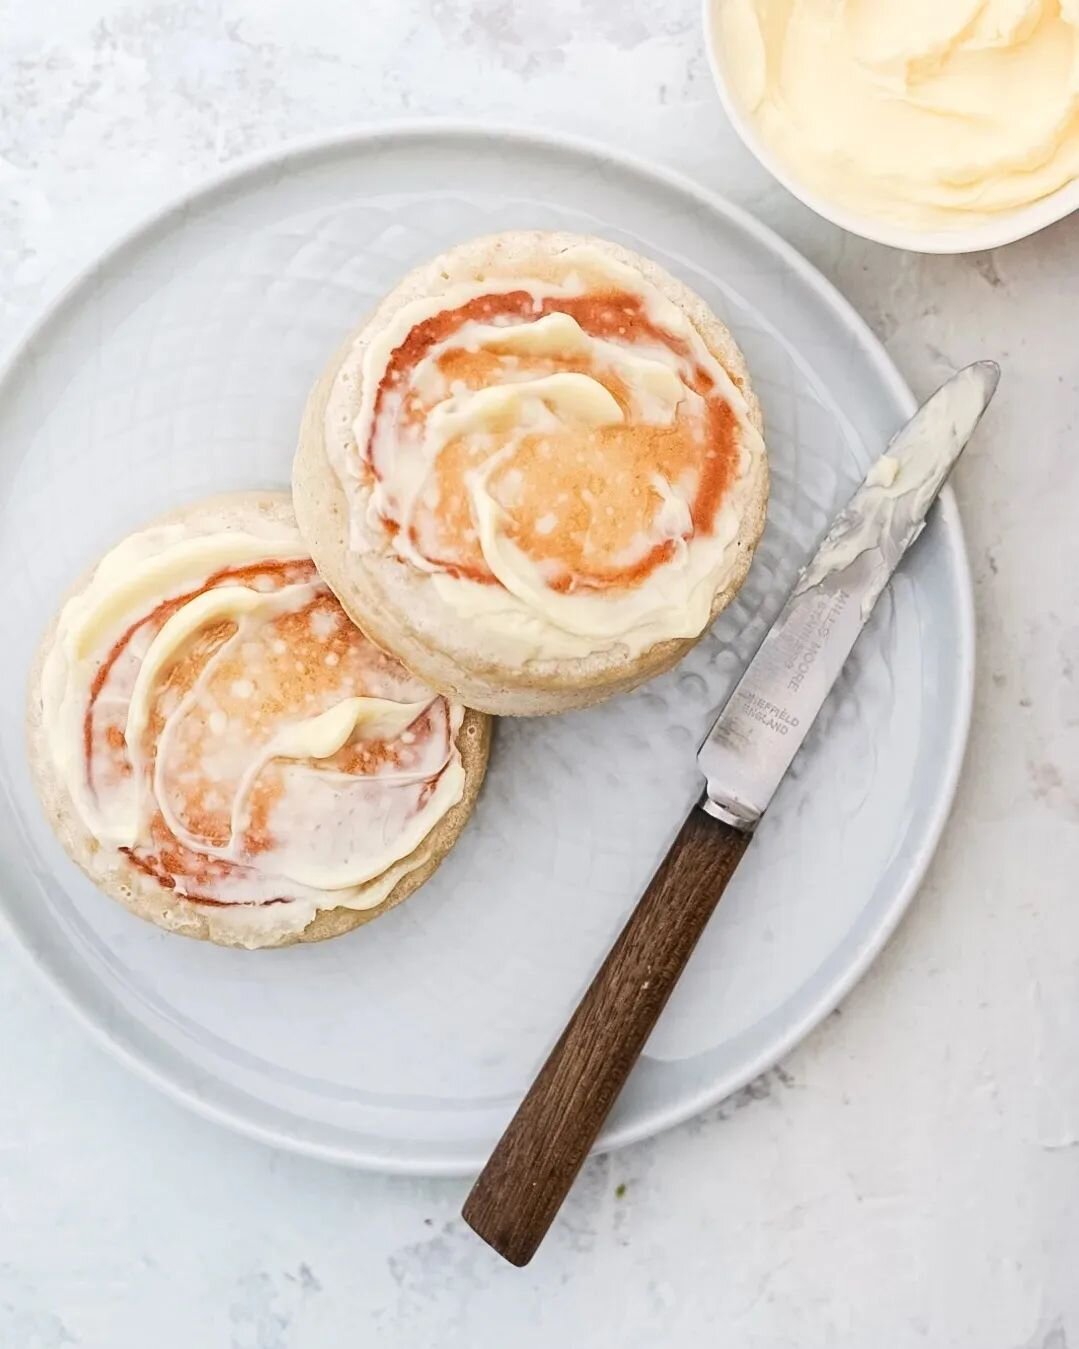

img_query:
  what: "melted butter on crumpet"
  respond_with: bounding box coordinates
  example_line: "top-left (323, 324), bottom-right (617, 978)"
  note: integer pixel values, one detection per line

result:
top-left (40, 521), bottom-right (465, 937)
top-left (324, 245), bottom-right (766, 662)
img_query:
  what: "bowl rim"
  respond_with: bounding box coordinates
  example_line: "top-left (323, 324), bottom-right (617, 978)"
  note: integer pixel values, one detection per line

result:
top-left (701, 0), bottom-right (1079, 255)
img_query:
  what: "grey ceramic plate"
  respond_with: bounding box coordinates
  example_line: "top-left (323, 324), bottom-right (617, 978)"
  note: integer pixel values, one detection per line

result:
top-left (0, 125), bottom-right (972, 1174)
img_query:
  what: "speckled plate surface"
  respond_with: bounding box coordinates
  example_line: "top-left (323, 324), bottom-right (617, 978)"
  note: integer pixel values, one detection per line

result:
top-left (0, 125), bottom-right (972, 1175)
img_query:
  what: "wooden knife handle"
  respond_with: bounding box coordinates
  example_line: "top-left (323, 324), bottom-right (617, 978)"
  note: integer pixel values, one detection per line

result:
top-left (461, 805), bottom-right (751, 1266)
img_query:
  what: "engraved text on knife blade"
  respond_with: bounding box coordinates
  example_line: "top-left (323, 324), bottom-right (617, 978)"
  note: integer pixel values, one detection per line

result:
top-left (697, 361), bottom-right (998, 830)
top-left (698, 548), bottom-right (877, 826)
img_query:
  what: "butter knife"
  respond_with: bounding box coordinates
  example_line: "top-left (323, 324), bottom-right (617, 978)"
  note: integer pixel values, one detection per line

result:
top-left (462, 361), bottom-right (1000, 1266)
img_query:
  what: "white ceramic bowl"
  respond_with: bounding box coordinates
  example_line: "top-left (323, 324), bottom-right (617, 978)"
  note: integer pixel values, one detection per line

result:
top-left (702, 0), bottom-right (1079, 255)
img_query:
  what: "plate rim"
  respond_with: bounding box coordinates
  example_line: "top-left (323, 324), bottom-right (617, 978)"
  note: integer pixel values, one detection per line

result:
top-left (0, 119), bottom-right (974, 1174)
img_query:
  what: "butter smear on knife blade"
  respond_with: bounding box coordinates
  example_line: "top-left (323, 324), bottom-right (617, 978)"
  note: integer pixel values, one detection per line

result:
top-left (794, 361), bottom-right (1000, 619)
top-left (698, 362), bottom-right (999, 830)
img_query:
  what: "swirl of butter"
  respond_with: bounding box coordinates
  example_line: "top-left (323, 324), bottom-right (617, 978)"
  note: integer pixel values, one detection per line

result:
top-left (326, 246), bottom-right (765, 661)
top-left (40, 519), bottom-right (465, 929)
top-left (715, 0), bottom-right (1079, 228)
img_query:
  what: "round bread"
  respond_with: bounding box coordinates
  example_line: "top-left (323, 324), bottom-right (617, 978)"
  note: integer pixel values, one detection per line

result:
top-left (294, 230), bottom-right (768, 716)
top-left (26, 491), bottom-right (490, 950)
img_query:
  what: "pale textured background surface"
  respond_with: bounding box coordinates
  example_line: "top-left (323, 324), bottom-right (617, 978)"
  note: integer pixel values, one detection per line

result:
top-left (1, 2), bottom-right (1077, 1346)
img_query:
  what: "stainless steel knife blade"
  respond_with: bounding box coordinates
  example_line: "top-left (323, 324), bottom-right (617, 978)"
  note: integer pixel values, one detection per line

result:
top-left (698, 360), bottom-right (999, 831)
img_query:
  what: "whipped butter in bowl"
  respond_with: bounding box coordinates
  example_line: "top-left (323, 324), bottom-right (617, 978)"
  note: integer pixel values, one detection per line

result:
top-left (706, 0), bottom-right (1079, 251)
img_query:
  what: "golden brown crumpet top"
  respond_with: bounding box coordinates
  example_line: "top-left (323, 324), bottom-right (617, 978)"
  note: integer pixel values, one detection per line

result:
top-left (31, 498), bottom-right (484, 947)
top-left (319, 233), bottom-right (767, 671)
